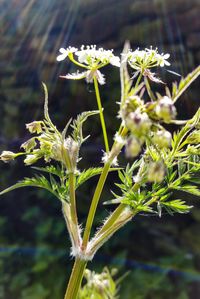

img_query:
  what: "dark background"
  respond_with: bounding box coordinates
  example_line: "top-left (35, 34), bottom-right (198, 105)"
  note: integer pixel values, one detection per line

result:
top-left (0, 0), bottom-right (200, 298)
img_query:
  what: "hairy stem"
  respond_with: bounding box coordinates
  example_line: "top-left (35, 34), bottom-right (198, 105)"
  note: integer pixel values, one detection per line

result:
top-left (88, 207), bottom-right (135, 258)
top-left (93, 76), bottom-right (110, 153)
top-left (64, 258), bottom-right (87, 299)
top-left (95, 203), bottom-right (126, 237)
top-left (69, 173), bottom-right (79, 236)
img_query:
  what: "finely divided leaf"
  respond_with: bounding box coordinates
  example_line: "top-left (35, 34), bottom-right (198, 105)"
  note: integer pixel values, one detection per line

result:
top-left (161, 199), bottom-right (192, 214)
top-left (173, 65), bottom-right (200, 103)
top-left (71, 110), bottom-right (99, 144)
top-left (76, 167), bottom-right (120, 189)
top-left (0, 175), bottom-right (60, 199)
top-left (32, 165), bottom-right (64, 178)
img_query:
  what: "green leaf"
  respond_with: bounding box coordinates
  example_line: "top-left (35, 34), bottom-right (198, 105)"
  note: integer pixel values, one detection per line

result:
top-left (172, 184), bottom-right (200, 197)
top-left (170, 108), bottom-right (200, 158)
top-left (71, 110), bottom-right (99, 144)
top-left (172, 65), bottom-right (200, 103)
top-left (32, 165), bottom-right (64, 178)
top-left (76, 167), bottom-right (120, 189)
top-left (76, 167), bottom-right (103, 188)
top-left (0, 175), bottom-right (60, 200)
top-left (161, 199), bottom-right (192, 214)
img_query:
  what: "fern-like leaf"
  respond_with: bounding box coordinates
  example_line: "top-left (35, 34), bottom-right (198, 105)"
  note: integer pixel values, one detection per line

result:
top-left (32, 165), bottom-right (64, 178)
top-left (0, 175), bottom-right (60, 199)
top-left (76, 167), bottom-right (120, 189)
top-left (71, 110), bottom-right (99, 144)
top-left (172, 65), bottom-right (200, 103)
top-left (161, 199), bottom-right (192, 215)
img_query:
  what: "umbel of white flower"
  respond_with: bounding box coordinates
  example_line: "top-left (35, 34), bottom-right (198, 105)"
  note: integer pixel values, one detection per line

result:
top-left (56, 45), bottom-right (120, 85)
top-left (56, 45), bottom-right (171, 85)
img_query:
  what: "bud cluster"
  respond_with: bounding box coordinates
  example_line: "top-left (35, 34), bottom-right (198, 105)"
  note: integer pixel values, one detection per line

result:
top-left (121, 94), bottom-right (176, 160)
top-left (0, 119), bottom-right (80, 173)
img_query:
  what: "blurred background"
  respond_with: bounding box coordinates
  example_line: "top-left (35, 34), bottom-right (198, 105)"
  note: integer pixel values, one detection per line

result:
top-left (0, 0), bottom-right (200, 298)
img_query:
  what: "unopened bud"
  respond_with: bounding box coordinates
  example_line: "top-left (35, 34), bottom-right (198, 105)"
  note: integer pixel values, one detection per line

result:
top-left (26, 121), bottom-right (42, 134)
top-left (125, 136), bottom-right (143, 158)
top-left (0, 151), bottom-right (16, 162)
top-left (156, 96), bottom-right (176, 122)
top-left (147, 161), bottom-right (165, 183)
top-left (24, 154), bottom-right (39, 165)
top-left (152, 130), bottom-right (172, 148)
top-left (64, 137), bottom-right (79, 169)
top-left (121, 96), bottom-right (143, 119)
top-left (125, 110), bottom-right (151, 136)
top-left (21, 138), bottom-right (37, 152)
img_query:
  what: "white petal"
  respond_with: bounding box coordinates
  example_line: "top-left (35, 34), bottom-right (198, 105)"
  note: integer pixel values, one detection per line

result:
top-left (164, 60), bottom-right (170, 66)
top-left (96, 70), bottom-right (105, 85)
top-left (110, 56), bottom-right (120, 67)
top-left (60, 71), bottom-right (87, 80)
top-left (163, 53), bottom-right (170, 59)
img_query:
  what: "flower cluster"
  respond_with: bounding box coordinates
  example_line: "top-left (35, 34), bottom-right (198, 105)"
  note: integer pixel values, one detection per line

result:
top-left (57, 45), bottom-right (120, 85)
top-left (123, 47), bottom-right (170, 71)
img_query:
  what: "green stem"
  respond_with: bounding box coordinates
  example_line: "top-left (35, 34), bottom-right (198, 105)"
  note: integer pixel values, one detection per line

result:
top-left (93, 76), bottom-right (110, 153)
top-left (89, 207), bottom-right (135, 257)
top-left (69, 173), bottom-right (78, 228)
top-left (64, 258), bottom-right (87, 299)
top-left (82, 126), bottom-right (128, 249)
top-left (96, 203), bottom-right (126, 237)
top-left (135, 72), bottom-right (142, 89)
top-left (82, 162), bottom-right (111, 249)
top-left (144, 77), bottom-right (156, 101)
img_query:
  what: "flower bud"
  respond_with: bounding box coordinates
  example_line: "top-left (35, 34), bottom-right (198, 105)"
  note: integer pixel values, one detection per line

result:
top-left (0, 151), bottom-right (16, 162)
top-left (24, 154), bottom-right (39, 165)
top-left (121, 96), bottom-right (143, 119)
top-left (152, 130), bottom-right (172, 148)
top-left (64, 137), bottom-right (79, 169)
top-left (147, 161), bottom-right (165, 183)
top-left (125, 136), bottom-right (143, 158)
top-left (26, 121), bottom-right (42, 134)
top-left (155, 96), bottom-right (176, 122)
top-left (125, 110), bottom-right (151, 136)
top-left (21, 138), bottom-right (37, 152)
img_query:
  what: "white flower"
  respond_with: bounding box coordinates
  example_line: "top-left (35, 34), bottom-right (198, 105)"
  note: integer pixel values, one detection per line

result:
top-left (123, 47), bottom-right (170, 71)
top-left (75, 45), bottom-right (120, 67)
top-left (56, 47), bottom-right (78, 62)
top-left (157, 53), bottom-right (170, 67)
